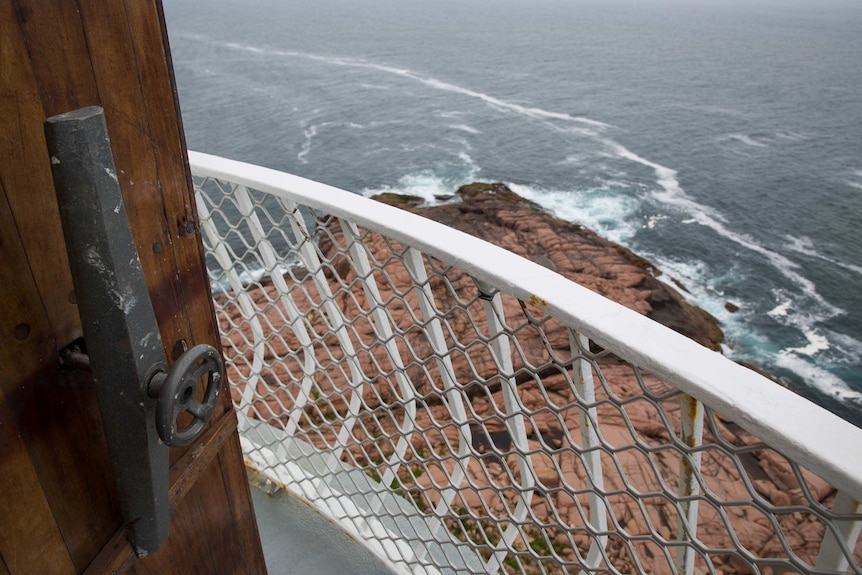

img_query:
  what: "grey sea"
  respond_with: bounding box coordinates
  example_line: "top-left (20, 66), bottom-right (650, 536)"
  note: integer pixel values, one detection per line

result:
top-left (164, 0), bottom-right (862, 426)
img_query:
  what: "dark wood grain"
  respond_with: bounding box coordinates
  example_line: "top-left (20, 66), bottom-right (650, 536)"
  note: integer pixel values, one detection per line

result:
top-left (0, 553), bottom-right (11, 575)
top-left (219, 434), bottom-right (269, 575)
top-left (1, 0), bottom-right (80, 349)
top-left (0, 396), bottom-right (76, 575)
top-left (1, 1), bottom-right (266, 571)
top-left (134, 459), bottom-right (248, 575)
top-left (0, 185), bottom-right (76, 575)
top-left (10, 0), bottom-right (98, 115)
top-left (169, 410), bottom-right (239, 509)
top-left (81, 529), bottom-right (136, 575)
top-left (2, 2), bottom-right (125, 569)
top-left (123, 0), bottom-right (236, 422)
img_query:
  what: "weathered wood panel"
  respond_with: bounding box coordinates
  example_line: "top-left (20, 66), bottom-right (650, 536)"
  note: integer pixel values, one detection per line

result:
top-left (126, 0), bottom-right (228, 371)
top-left (1, 92), bottom-right (122, 566)
top-left (133, 457), bottom-right (250, 575)
top-left (10, 1), bottom-right (98, 114)
top-left (0, 390), bottom-right (78, 575)
top-left (6, 370), bottom-right (121, 571)
top-left (219, 435), bottom-right (269, 573)
top-left (73, 0), bottom-right (193, 371)
top-left (0, 185), bottom-right (78, 574)
top-left (0, 0), bottom-right (80, 349)
top-left (1, 0), bottom-right (266, 572)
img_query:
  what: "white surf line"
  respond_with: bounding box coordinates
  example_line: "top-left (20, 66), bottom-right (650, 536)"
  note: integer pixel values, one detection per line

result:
top-left (726, 133), bottom-right (768, 148)
top-left (786, 236), bottom-right (862, 278)
top-left (190, 36), bottom-right (614, 133)
top-left (297, 124), bottom-right (318, 164)
top-left (847, 170), bottom-right (862, 190)
top-left (184, 32), bottom-right (844, 320)
top-left (774, 352), bottom-right (862, 403)
top-left (448, 124), bottom-right (481, 135)
top-left (297, 121), bottom-right (367, 163)
top-left (604, 140), bottom-right (844, 319)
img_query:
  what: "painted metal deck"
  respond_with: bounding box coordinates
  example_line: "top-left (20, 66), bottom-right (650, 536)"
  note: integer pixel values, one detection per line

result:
top-left (251, 480), bottom-right (398, 575)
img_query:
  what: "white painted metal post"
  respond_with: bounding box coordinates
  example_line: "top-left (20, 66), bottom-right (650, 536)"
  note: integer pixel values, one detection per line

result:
top-left (341, 220), bottom-right (418, 489)
top-left (573, 331), bottom-right (609, 574)
top-left (815, 491), bottom-right (862, 573)
top-left (675, 394), bottom-right (704, 575)
top-left (402, 248), bottom-right (473, 518)
top-left (278, 198), bottom-right (365, 461)
top-left (474, 279), bottom-right (536, 573)
top-left (231, 185), bottom-right (318, 438)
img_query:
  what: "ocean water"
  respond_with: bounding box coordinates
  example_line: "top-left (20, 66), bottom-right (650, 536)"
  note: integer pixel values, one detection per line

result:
top-left (164, 0), bottom-right (862, 426)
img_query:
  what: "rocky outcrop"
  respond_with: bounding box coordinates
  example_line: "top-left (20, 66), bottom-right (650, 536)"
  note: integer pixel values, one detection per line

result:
top-left (374, 183), bottom-right (724, 351)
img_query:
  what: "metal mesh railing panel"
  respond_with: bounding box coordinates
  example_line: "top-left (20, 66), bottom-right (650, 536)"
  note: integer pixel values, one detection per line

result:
top-left (193, 173), bottom-right (862, 575)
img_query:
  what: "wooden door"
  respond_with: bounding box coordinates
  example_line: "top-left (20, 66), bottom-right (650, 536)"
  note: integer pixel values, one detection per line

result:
top-left (0, 1), bottom-right (267, 573)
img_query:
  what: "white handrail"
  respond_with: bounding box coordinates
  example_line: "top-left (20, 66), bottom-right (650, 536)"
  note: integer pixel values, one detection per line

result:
top-left (189, 150), bottom-right (862, 504)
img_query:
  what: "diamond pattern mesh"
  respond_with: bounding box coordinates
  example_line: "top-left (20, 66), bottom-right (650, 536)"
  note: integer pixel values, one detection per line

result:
top-left (194, 174), bottom-right (861, 575)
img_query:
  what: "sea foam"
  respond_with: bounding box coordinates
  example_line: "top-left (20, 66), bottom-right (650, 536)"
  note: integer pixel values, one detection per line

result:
top-left (606, 139), bottom-right (841, 322)
top-left (508, 182), bottom-right (642, 245)
top-left (189, 35), bottom-right (613, 138)
top-left (774, 352), bottom-right (862, 404)
top-left (219, 33), bottom-right (841, 327)
top-left (182, 30), bottom-right (860, 407)
top-left (448, 124), bottom-right (481, 135)
top-left (726, 133), bottom-right (768, 148)
top-left (361, 172), bottom-right (461, 205)
top-left (786, 234), bottom-right (862, 277)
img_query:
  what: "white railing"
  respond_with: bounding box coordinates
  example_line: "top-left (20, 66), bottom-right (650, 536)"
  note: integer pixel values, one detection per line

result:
top-left (190, 151), bottom-right (862, 575)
